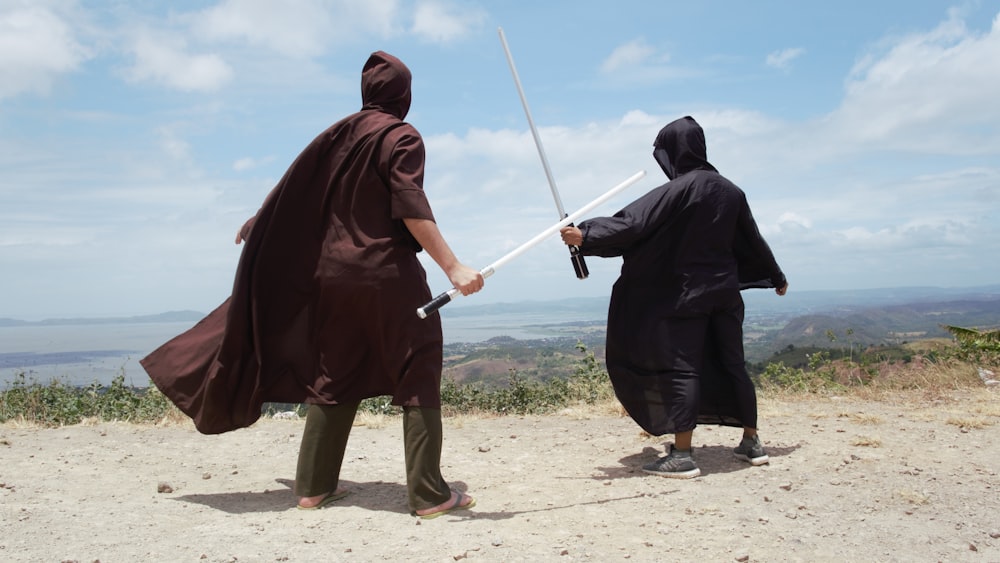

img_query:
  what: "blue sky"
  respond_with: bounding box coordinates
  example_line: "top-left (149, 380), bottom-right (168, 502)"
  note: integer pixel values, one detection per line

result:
top-left (1, 1), bottom-right (998, 320)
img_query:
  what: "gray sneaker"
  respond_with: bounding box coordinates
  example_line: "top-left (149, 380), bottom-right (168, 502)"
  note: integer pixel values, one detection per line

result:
top-left (734, 435), bottom-right (769, 466)
top-left (642, 445), bottom-right (701, 479)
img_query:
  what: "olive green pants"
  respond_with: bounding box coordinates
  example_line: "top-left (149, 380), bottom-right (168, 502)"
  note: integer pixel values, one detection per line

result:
top-left (294, 403), bottom-right (451, 511)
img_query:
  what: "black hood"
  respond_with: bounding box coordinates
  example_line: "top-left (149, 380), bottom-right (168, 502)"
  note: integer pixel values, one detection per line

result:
top-left (652, 116), bottom-right (718, 180)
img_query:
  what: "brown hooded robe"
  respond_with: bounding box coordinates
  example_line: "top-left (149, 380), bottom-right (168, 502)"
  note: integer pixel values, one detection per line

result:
top-left (140, 52), bottom-right (443, 435)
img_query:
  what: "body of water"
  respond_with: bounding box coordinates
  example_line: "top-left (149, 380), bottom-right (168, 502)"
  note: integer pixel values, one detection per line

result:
top-left (0, 310), bottom-right (604, 388)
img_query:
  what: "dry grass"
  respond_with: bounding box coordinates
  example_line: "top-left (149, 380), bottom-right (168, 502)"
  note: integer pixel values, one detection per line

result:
top-left (969, 401), bottom-right (1000, 417)
top-left (944, 416), bottom-right (994, 430)
top-left (908, 411), bottom-right (938, 422)
top-left (895, 489), bottom-right (931, 505)
top-left (354, 411), bottom-right (392, 429)
top-left (847, 413), bottom-right (883, 425)
top-left (851, 435), bottom-right (882, 447)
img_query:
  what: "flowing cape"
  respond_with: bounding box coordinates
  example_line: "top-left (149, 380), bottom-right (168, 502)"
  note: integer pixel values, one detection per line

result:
top-left (140, 136), bottom-right (331, 434)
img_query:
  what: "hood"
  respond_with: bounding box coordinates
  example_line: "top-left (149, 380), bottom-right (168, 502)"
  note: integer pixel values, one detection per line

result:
top-left (652, 116), bottom-right (718, 180)
top-left (361, 51), bottom-right (412, 119)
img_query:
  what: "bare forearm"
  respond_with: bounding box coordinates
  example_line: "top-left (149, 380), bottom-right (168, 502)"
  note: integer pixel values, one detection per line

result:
top-left (403, 218), bottom-right (484, 295)
top-left (404, 218), bottom-right (460, 272)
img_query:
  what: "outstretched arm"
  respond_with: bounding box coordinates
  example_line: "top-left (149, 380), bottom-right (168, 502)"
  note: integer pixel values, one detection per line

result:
top-left (403, 218), bottom-right (484, 296)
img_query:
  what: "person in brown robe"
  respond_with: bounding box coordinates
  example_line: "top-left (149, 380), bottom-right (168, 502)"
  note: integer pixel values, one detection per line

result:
top-left (561, 116), bottom-right (788, 479)
top-left (141, 51), bottom-right (482, 517)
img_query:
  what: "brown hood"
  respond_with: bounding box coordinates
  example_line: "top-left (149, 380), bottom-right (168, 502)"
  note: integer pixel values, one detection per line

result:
top-left (361, 51), bottom-right (412, 119)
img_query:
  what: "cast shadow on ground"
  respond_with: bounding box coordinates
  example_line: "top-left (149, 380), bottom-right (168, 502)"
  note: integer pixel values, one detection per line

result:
top-left (443, 492), bottom-right (658, 523)
top-left (593, 442), bottom-right (802, 480)
top-left (173, 478), bottom-right (485, 517)
top-left (172, 477), bottom-right (654, 522)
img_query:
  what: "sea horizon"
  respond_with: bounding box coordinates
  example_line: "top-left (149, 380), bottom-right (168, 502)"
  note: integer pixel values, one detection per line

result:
top-left (0, 308), bottom-right (606, 389)
top-left (4, 284), bottom-right (999, 389)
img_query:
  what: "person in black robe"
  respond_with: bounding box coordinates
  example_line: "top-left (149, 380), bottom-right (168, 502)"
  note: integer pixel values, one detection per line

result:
top-left (560, 115), bottom-right (788, 478)
top-left (141, 51), bottom-right (482, 516)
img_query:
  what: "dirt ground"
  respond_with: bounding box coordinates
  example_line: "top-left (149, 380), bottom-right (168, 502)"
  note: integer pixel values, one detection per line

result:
top-left (2, 389), bottom-right (999, 562)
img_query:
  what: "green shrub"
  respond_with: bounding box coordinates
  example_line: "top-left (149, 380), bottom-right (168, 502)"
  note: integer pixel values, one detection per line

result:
top-left (0, 371), bottom-right (177, 426)
top-left (10, 333), bottom-right (990, 427)
top-left (942, 325), bottom-right (1000, 366)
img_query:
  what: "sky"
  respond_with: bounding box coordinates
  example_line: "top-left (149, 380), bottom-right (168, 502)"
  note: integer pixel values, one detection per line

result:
top-left (1, 1), bottom-right (999, 320)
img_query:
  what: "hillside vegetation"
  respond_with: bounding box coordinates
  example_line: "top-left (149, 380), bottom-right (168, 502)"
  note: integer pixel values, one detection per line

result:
top-left (3, 294), bottom-right (997, 426)
top-left (2, 326), bottom-right (997, 426)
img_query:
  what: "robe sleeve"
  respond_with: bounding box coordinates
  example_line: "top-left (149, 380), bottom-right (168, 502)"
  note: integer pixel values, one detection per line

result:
top-left (733, 194), bottom-right (786, 289)
top-left (578, 183), bottom-right (681, 257)
top-left (384, 124), bottom-right (435, 222)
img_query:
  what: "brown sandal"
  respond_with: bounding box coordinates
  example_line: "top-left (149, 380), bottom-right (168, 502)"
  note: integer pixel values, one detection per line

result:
top-left (416, 490), bottom-right (476, 520)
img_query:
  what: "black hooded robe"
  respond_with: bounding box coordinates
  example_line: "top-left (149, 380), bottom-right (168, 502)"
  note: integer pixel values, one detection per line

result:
top-left (577, 116), bottom-right (786, 436)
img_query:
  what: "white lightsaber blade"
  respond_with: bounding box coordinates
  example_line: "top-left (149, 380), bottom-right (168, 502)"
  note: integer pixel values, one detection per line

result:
top-left (417, 170), bottom-right (646, 318)
top-left (498, 26), bottom-right (589, 280)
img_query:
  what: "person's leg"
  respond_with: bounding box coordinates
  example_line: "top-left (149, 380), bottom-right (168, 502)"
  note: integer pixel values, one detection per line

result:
top-left (402, 406), bottom-right (469, 515)
top-left (640, 313), bottom-right (707, 479)
top-left (709, 297), bottom-right (758, 432)
top-left (642, 372), bottom-right (701, 479)
top-left (709, 297), bottom-right (769, 465)
top-left (643, 427), bottom-right (700, 478)
top-left (674, 430), bottom-right (693, 450)
top-left (295, 402), bottom-right (360, 507)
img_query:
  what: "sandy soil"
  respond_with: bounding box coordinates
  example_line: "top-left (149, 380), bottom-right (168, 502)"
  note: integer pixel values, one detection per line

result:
top-left (2, 389), bottom-right (999, 562)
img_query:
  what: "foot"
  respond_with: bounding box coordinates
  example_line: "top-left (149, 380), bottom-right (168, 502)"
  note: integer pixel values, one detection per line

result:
top-left (297, 487), bottom-right (349, 510)
top-left (415, 489), bottom-right (476, 519)
top-left (642, 444), bottom-right (701, 479)
top-left (734, 435), bottom-right (769, 466)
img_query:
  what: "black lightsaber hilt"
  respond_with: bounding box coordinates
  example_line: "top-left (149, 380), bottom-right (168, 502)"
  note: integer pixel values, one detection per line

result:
top-left (569, 244), bottom-right (588, 279)
top-left (416, 289), bottom-right (456, 319)
top-left (563, 220), bottom-right (588, 279)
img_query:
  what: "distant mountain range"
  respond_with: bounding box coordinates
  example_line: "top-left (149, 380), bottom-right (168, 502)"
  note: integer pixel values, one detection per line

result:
top-left (2, 284), bottom-right (999, 329)
top-left (445, 284), bottom-right (1000, 320)
top-left (0, 310), bottom-right (204, 328)
top-left (771, 297), bottom-right (1000, 348)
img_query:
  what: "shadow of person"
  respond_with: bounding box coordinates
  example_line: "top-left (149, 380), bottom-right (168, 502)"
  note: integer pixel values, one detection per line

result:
top-left (593, 442), bottom-right (802, 480)
top-left (172, 478), bottom-right (408, 515)
top-left (172, 476), bottom-right (664, 520)
top-left (452, 491), bottom-right (652, 522)
top-left (172, 478), bottom-right (497, 517)
top-left (591, 446), bottom-right (663, 480)
top-left (171, 487), bottom-right (298, 514)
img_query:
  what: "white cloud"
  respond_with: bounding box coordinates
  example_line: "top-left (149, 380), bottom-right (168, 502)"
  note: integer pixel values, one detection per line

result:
top-left (835, 219), bottom-right (972, 251)
top-left (3, 4), bottom-right (999, 318)
top-left (596, 38), bottom-right (697, 88)
top-left (412, 0), bottom-right (485, 43)
top-left (765, 47), bottom-right (804, 70)
top-left (157, 126), bottom-right (195, 162)
top-left (0, 2), bottom-right (91, 99)
top-left (833, 9), bottom-right (1000, 149)
top-left (193, 0), bottom-right (403, 57)
top-left (233, 157), bottom-right (256, 172)
top-left (600, 38), bottom-right (657, 72)
top-left (232, 155), bottom-right (276, 171)
top-left (777, 212), bottom-right (813, 230)
top-left (125, 32), bottom-right (233, 92)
